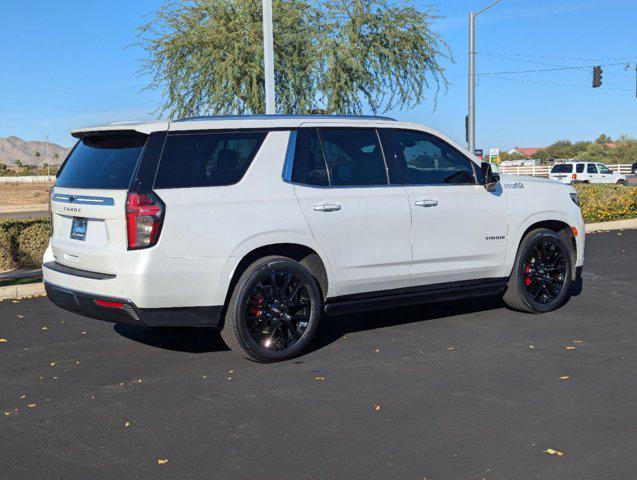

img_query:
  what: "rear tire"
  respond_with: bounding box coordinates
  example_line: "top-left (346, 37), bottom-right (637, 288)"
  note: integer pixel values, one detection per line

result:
top-left (220, 256), bottom-right (322, 362)
top-left (503, 228), bottom-right (573, 313)
top-left (617, 180), bottom-right (626, 186)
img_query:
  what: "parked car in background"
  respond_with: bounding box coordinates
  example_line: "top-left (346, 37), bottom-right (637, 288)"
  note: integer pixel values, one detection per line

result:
top-left (631, 162), bottom-right (637, 175)
top-left (550, 162), bottom-right (627, 185)
top-left (43, 115), bottom-right (585, 362)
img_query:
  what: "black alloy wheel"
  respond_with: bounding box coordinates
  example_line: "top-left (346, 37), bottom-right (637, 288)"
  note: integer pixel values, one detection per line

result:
top-left (521, 237), bottom-right (568, 305)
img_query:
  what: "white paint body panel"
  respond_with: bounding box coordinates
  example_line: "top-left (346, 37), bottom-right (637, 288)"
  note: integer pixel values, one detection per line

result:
top-left (44, 117), bottom-right (585, 311)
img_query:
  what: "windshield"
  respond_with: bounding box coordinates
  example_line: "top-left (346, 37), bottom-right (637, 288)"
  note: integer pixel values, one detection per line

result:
top-left (551, 164), bottom-right (572, 173)
top-left (56, 134), bottom-right (147, 189)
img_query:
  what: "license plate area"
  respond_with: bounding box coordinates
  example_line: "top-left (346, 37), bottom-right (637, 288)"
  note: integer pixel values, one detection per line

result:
top-left (70, 218), bottom-right (88, 241)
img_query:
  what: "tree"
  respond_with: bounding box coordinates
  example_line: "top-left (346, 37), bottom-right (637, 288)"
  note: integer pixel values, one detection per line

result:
top-left (34, 151), bottom-right (41, 163)
top-left (137, 0), bottom-right (451, 117)
top-left (595, 133), bottom-right (612, 145)
top-left (15, 159), bottom-right (23, 168)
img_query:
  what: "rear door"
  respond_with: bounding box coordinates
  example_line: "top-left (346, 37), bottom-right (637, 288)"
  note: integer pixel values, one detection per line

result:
top-left (586, 163), bottom-right (599, 183)
top-left (50, 132), bottom-right (153, 273)
top-left (291, 127), bottom-right (412, 297)
top-left (379, 128), bottom-right (508, 287)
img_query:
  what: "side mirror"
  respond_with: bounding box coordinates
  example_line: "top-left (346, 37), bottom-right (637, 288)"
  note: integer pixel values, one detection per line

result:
top-left (480, 162), bottom-right (500, 192)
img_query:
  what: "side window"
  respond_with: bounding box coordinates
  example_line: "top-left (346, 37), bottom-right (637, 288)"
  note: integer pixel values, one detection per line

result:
top-left (380, 129), bottom-right (476, 185)
top-left (587, 164), bottom-right (598, 174)
top-left (598, 164), bottom-right (612, 174)
top-left (319, 129), bottom-right (388, 186)
top-left (154, 131), bottom-right (266, 189)
top-left (291, 129), bottom-right (329, 186)
top-left (576, 163), bottom-right (585, 173)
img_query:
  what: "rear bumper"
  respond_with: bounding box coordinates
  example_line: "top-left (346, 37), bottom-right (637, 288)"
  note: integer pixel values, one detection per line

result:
top-left (45, 282), bottom-right (223, 327)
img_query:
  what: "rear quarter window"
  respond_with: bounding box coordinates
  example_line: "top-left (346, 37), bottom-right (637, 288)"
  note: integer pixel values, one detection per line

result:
top-left (154, 131), bottom-right (266, 189)
top-left (55, 134), bottom-right (147, 189)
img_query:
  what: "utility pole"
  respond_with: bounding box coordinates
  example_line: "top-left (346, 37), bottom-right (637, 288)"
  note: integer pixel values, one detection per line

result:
top-left (45, 134), bottom-right (50, 177)
top-left (262, 0), bottom-right (276, 114)
top-left (468, 0), bottom-right (503, 155)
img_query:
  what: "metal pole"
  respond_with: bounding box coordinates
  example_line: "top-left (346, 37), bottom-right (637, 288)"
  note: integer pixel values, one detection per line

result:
top-left (262, 0), bottom-right (276, 114)
top-left (45, 134), bottom-right (50, 177)
top-left (468, 12), bottom-right (476, 154)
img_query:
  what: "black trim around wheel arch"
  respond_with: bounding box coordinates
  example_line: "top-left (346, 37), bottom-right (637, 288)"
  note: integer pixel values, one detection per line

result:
top-left (323, 278), bottom-right (508, 316)
top-left (45, 282), bottom-right (223, 327)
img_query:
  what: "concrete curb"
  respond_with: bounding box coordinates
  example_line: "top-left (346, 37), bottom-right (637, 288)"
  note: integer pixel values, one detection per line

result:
top-left (0, 282), bottom-right (46, 302)
top-left (0, 203), bottom-right (48, 214)
top-left (585, 218), bottom-right (637, 233)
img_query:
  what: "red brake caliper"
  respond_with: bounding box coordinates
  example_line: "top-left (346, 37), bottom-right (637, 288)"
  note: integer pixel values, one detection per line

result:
top-left (524, 264), bottom-right (531, 286)
top-left (250, 294), bottom-right (264, 317)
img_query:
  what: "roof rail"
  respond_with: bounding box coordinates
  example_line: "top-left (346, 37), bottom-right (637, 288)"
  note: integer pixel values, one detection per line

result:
top-left (173, 114), bottom-right (397, 123)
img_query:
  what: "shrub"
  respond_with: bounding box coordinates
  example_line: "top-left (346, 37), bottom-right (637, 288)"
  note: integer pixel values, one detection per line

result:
top-left (574, 184), bottom-right (637, 223)
top-left (17, 222), bottom-right (50, 268)
top-left (0, 218), bottom-right (50, 272)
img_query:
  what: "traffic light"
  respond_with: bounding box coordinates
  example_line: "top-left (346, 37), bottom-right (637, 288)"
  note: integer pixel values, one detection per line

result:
top-left (592, 66), bottom-right (603, 88)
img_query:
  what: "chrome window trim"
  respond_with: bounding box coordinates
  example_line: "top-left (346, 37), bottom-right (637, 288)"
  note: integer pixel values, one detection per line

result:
top-left (51, 193), bottom-right (115, 206)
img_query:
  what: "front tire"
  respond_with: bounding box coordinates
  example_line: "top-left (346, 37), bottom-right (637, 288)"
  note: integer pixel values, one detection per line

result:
top-left (220, 256), bottom-right (322, 362)
top-left (617, 180), bottom-right (626, 186)
top-left (503, 229), bottom-right (573, 313)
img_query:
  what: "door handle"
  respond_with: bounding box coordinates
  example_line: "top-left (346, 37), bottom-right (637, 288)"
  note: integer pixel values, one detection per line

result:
top-left (414, 199), bottom-right (438, 208)
top-left (313, 203), bottom-right (341, 212)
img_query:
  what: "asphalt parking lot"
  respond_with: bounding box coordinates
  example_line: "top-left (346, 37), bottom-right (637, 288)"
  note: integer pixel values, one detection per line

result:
top-left (1, 230), bottom-right (636, 480)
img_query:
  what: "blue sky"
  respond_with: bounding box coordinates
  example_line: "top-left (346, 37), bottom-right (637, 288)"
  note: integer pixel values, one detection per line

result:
top-left (0, 0), bottom-right (635, 150)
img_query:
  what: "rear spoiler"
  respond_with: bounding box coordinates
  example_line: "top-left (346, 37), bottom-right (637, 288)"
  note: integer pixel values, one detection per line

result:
top-left (70, 121), bottom-right (169, 139)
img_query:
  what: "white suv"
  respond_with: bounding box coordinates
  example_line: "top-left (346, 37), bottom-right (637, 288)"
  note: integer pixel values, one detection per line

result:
top-left (549, 161), bottom-right (627, 185)
top-left (44, 115), bottom-right (585, 362)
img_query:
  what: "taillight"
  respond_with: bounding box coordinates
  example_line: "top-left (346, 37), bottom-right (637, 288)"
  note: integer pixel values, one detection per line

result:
top-left (572, 173), bottom-right (577, 180)
top-left (126, 191), bottom-right (164, 250)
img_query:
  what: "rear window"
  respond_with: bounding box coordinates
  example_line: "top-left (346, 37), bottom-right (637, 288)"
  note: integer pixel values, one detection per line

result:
top-left (551, 164), bottom-right (572, 173)
top-left (154, 131), bottom-right (266, 189)
top-left (56, 134), bottom-right (147, 189)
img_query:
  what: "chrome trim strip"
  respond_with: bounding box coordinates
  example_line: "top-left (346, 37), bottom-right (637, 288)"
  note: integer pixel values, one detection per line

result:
top-left (52, 194), bottom-right (115, 206)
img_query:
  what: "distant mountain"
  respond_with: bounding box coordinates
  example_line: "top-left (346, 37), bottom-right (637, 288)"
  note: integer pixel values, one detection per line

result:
top-left (0, 136), bottom-right (70, 167)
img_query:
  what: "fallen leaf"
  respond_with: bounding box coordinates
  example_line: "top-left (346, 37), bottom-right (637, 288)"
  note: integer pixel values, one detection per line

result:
top-left (545, 448), bottom-right (564, 457)
top-left (41, 326), bottom-right (48, 331)
top-left (17, 315), bottom-right (23, 319)
top-left (573, 340), bottom-right (583, 344)
top-left (124, 421), bottom-right (131, 428)
top-left (373, 404), bottom-right (381, 412)
top-left (0, 339), bottom-right (7, 343)
top-left (529, 345), bottom-right (535, 349)
top-left (81, 331), bottom-right (87, 335)
top-left (27, 403), bottom-right (36, 408)
top-left (157, 458), bottom-right (169, 465)
top-left (75, 361), bottom-right (80, 365)
top-left (447, 346), bottom-right (455, 351)
top-left (50, 362), bottom-right (57, 367)
top-left (559, 376), bottom-right (570, 381)
top-left (314, 376), bottom-right (326, 381)
top-left (227, 377), bottom-right (232, 381)
top-left (228, 369), bottom-right (234, 374)
top-left (565, 346), bottom-right (576, 350)
top-left (19, 395), bottom-right (26, 399)
top-left (374, 347), bottom-right (380, 353)
top-left (4, 412), bottom-right (11, 416)
top-left (202, 375), bottom-right (207, 379)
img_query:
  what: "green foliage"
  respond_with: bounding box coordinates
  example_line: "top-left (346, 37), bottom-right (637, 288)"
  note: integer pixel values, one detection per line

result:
top-left (137, 0), bottom-right (450, 117)
top-left (540, 135), bottom-right (636, 164)
top-left (574, 184), bottom-right (637, 223)
top-left (0, 218), bottom-right (50, 271)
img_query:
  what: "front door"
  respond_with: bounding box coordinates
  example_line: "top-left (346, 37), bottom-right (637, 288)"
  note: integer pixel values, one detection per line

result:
top-left (291, 128), bottom-right (412, 297)
top-left (379, 128), bottom-right (508, 287)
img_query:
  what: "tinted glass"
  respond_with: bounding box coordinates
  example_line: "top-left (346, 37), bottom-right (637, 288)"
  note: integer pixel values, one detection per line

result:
top-left (291, 129), bottom-right (328, 186)
top-left (598, 164), bottom-right (612, 174)
top-left (155, 131), bottom-right (266, 188)
top-left (319, 129), bottom-right (388, 186)
top-left (551, 164), bottom-right (573, 173)
top-left (587, 164), bottom-right (598, 174)
top-left (56, 134), bottom-right (146, 189)
top-left (380, 129), bottom-right (475, 185)
top-left (576, 163), bottom-right (585, 173)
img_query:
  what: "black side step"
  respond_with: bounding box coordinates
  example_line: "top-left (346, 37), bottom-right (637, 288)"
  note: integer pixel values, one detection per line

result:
top-left (323, 279), bottom-right (507, 316)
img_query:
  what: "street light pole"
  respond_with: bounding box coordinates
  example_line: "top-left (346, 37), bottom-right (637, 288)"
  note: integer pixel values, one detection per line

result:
top-left (45, 134), bottom-right (50, 177)
top-left (468, 0), bottom-right (503, 155)
top-left (262, 0), bottom-right (276, 114)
